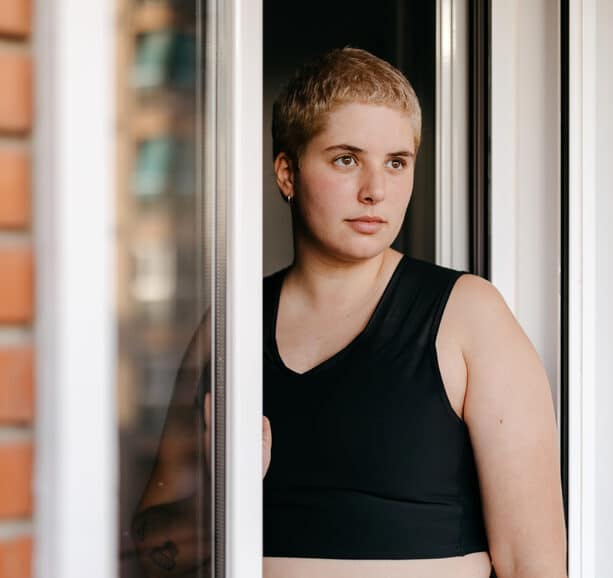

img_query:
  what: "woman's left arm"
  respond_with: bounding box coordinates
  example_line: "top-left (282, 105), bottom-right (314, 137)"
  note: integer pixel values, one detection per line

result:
top-left (452, 274), bottom-right (567, 578)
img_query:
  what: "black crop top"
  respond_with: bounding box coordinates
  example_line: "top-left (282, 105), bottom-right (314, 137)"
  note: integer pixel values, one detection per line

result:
top-left (262, 254), bottom-right (490, 559)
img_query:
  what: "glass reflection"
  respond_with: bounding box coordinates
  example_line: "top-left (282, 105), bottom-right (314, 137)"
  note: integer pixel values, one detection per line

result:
top-left (116, 0), bottom-right (211, 576)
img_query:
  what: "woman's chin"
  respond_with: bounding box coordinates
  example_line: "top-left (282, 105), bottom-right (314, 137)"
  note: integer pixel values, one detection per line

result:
top-left (322, 242), bottom-right (392, 263)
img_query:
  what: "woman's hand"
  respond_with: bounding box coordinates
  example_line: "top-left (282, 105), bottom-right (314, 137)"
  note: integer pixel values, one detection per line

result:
top-left (263, 416), bottom-right (272, 477)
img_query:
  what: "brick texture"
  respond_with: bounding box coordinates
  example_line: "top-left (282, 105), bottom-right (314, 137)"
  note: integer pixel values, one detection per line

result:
top-left (0, 52), bottom-right (32, 134)
top-left (0, 0), bottom-right (31, 37)
top-left (0, 2), bottom-right (34, 575)
top-left (0, 442), bottom-right (32, 518)
top-left (0, 348), bottom-right (33, 423)
top-left (0, 148), bottom-right (30, 228)
top-left (0, 248), bottom-right (33, 323)
top-left (0, 536), bottom-right (31, 578)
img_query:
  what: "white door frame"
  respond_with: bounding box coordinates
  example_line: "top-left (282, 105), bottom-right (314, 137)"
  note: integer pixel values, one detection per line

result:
top-left (567, 0), bottom-right (601, 575)
top-left (34, 0), bottom-right (117, 577)
top-left (218, 0), bottom-right (263, 576)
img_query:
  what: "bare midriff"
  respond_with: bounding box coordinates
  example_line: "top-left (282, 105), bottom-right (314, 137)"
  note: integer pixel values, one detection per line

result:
top-left (263, 551), bottom-right (492, 578)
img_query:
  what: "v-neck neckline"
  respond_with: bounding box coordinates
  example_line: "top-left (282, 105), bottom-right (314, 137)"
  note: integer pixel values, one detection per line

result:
top-left (270, 254), bottom-right (408, 378)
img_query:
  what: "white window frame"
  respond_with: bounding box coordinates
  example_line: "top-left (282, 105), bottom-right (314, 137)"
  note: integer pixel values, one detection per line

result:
top-left (567, 0), bottom-right (600, 575)
top-left (218, 0), bottom-right (263, 576)
top-left (34, 0), bottom-right (116, 577)
top-left (436, 0), bottom-right (470, 271)
top-left (34, 0), bottom-right (264, 576)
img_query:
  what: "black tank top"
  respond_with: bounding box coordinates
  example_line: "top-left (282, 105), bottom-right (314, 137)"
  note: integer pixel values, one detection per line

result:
top-left (263, 254), bottom-right (490, 559)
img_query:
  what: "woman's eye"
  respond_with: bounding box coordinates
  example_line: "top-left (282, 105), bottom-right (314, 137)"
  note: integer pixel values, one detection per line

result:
top-left (334, 155), bottom-right (356, 167)
top-left (386, 158), bottom-right (406, 170)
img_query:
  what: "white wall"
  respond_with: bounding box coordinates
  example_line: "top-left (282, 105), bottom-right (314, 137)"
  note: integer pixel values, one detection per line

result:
top-left (594, 0), bottom-right (613, 571)
top-left (491, 0), bottom-right (561, 412)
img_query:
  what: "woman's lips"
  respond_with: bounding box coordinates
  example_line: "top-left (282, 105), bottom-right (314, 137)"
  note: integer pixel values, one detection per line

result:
top-left (346, 219), bottom-right (385, 234)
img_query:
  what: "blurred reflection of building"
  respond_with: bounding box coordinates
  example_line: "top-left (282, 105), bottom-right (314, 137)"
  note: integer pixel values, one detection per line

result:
top-left (115, 1), bottom-right (203, 576)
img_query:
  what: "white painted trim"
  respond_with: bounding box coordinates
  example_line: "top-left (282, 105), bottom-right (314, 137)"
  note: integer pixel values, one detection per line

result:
top-left (593, 0), bottom-right (613, 570)
top-left (436, 0), bottom-right (470, 270)
top-left (490, 0), bottom-right (561, 414)
top-left (224, 0), bottom-right (263, 576)
top-left (33, 0), bottom-right (117, 577)
top-left (490, 0), bottom-right (519, 311)
top-left (567, 0), bottom-right (598, 575)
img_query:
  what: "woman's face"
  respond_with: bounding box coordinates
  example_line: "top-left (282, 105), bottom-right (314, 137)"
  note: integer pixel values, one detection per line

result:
top-left (278, 102), bottom-right (417, 262)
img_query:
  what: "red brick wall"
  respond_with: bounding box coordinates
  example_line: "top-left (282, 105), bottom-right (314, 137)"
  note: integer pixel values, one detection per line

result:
top-left (0, 1), bottom-right (34, 577)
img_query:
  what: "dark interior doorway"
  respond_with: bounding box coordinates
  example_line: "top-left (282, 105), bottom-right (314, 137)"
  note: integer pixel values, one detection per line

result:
top-left (263, 0), bottom-right (437, 273)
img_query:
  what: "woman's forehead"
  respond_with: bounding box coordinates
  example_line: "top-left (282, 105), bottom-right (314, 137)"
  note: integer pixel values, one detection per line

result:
top-left (311, 103), bottom-right (416, 152)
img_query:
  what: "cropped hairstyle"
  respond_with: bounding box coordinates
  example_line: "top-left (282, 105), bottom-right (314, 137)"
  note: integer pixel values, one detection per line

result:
top-left (272, 47), bottom-right (422, 166)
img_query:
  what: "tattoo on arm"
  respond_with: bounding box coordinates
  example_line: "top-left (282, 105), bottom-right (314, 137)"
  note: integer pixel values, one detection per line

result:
top-left (149, 540), bottom-right (178, 571)
top-left (131, 496), bottom-right (211, 575)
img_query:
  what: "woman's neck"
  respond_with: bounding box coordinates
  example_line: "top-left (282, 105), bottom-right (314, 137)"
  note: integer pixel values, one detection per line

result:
top-left (285, 247), bottom-right (402, 312)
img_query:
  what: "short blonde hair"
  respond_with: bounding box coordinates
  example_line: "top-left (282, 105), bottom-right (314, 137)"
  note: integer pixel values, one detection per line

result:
top-left (272, 47), bottom-right (422, 165)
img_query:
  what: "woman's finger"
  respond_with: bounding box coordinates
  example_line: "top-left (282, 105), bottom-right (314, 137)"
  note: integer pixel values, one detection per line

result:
top-left (262, 416), bottom-right (272, 477)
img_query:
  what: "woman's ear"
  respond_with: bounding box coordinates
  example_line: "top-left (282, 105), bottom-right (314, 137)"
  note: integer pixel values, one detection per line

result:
top-left (273, 152), bottom-right (296, 199)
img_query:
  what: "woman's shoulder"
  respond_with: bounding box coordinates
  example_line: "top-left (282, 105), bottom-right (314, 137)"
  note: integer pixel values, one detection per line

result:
top-left (403, 256), bottom-right (504, 301)
top-left (403, 254), bottom-right (467, 278)
top-left (436, 267), bottom-right (517, 354)
top-left (444, 269), bottom-right (507, 315)
top-left (399, 255), bottom-right (476, 297)
top-left (399, 256), bottom-right (507, 332)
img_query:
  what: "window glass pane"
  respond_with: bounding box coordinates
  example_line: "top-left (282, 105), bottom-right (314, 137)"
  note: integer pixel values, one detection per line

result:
top-left (116, 1), bottom-right (212, 576)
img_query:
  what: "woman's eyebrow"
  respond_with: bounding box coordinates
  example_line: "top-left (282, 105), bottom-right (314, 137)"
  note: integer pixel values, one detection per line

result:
top-left (324, 144), bottom-right (414, 157)
top-left (324, 144), bottom-right (363, 153)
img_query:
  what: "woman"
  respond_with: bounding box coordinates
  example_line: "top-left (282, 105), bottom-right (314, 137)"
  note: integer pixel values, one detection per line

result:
top-left (131, 47), bottom-right (567, 578)
top-left (261, 48), bottom-right (567, 578)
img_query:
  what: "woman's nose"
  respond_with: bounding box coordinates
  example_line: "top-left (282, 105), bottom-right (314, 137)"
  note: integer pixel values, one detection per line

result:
top-left (358, 166), bottom-right (385, 204)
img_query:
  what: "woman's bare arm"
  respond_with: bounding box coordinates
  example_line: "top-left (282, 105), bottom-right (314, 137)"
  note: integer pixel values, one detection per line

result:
top-left (450, 274), bottom-right (567, 578)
